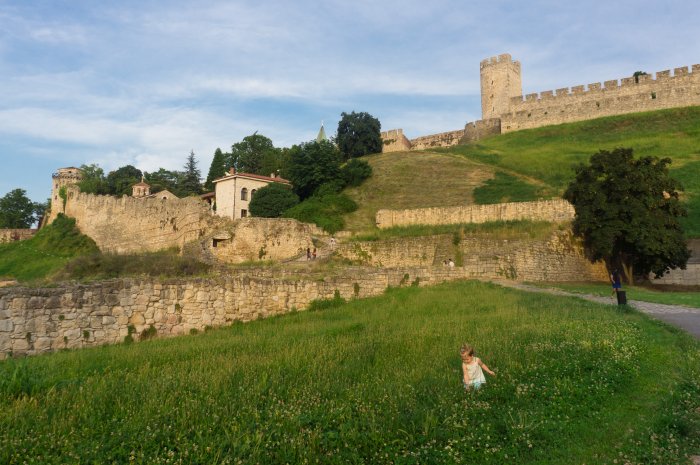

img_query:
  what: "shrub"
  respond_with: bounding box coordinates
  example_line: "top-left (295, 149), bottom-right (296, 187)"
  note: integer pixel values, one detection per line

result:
top-left (249, 183), bottom-right (299, 218)
top-left (341, 158), bottom-right (373, 187)
top-left (283, 191), bottom-right (357, 234)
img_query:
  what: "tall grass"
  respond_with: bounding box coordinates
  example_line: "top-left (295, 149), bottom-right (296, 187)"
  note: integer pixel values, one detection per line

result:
top-left (1, 281), bottom-right (698, 464)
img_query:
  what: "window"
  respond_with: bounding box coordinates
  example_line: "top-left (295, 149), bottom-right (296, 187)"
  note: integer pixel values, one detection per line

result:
top-left (241, 209), bottom-right (247, 217)
top-left (251, 189), bottom-right (257, 197)
top-left (241, 188), bottom-right (248, 201)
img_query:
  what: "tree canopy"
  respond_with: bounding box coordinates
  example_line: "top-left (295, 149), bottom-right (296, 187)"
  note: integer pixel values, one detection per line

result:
top-left (248, 183), bottom-right (299, 218)
top-left (286, 140), bottom-right (342, 200)
top-left (336, 111), bottom-right (382, 160)
top-left (227, 134), bottom-right (284, 177)
top-left (77, 164), bottom-right (109, 195)
top-left (107, 165), bottom-right (142, 196)
top-left (563, 147), bottom-right (690, 280)
top-left (0, 189), bottom-right (43, 228)
top-left (204, 148), bottom-right (226, 192)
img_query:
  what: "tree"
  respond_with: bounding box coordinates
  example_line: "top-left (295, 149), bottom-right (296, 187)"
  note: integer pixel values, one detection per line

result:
top-left (248, 183), bottom-right (299, 218)
top-left (77, 164), bottom-right (108, 195)
top-left (340, 158), bottom-right (373, 187)
top-left (0, 189), bottom-right (42, 228)
top-left (563, 148), bottom-right (690, 281)
top-left (180, 151), bottom-right (203, 196)
top-left (228, 134), bottom-right (283, 176)
top-left (145, 168), bottom-right (185, 196)
top-left (336, 111), bottom-right (382, 160)
top-left (106, 165), bottom-right (142, 196)
top-left (286, 140), bottom-right (342, 200)
top-left (204, 148), bottom-right (227, 192)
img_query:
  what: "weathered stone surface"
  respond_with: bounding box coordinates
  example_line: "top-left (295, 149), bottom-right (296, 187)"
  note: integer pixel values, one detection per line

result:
top-left (0, 319), bottom-right (13, 332)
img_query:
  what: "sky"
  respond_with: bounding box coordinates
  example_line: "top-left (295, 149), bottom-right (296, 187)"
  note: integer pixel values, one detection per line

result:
top-left (1, 0), bottom-right (699, 202)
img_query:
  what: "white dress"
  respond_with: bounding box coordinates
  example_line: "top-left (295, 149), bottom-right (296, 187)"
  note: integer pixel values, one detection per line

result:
top-left (464, 357), bottom-right (486, 386)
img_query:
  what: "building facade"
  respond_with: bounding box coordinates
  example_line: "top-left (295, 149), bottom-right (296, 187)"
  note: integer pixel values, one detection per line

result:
top-left (212, 169), bottom-right (291, 220)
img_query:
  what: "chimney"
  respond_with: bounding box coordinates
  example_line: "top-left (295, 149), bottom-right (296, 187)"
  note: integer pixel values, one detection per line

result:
top-left (229, 167), bottom-right (235, 175)
top-left (270, 172), bottom-right (275, 178)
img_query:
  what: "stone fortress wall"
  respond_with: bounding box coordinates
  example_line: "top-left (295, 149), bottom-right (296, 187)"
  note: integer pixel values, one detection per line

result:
top-left (502, 63), bottom-right (700, 132)
top-left (381, 54), bottom-right (700, 152)
top-left (375, 199), bottom-right (574, 229)
top-left (0, 251), bottom-right (607, 359)
top-left (0, 229), bottom-right (37, 244)
top-left (61, 187), bottom-right (214, 254)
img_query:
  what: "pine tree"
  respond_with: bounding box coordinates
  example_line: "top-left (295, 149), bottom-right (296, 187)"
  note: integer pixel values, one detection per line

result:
top-left (204, 148), bottom-right (226, 192)
top-left (180, 151), bottom-right (203, 196)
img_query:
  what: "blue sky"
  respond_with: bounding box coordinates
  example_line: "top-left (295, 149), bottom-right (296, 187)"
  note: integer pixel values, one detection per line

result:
top-left (1, 0), bottom-right (699, 202)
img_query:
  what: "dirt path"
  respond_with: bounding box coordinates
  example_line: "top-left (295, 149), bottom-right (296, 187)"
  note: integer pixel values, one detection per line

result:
top-left (493, 281), bottom-right (700, 340)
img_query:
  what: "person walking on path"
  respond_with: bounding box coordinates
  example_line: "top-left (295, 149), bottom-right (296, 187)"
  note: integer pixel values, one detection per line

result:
top-left (306, 247), bottom-right (311, 260)
top-left (610, 269), bottom-right (622, 297)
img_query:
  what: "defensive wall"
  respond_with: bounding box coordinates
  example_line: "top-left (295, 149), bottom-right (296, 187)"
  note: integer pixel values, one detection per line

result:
top-left (381, 55), bottom-right (700, 153)
top-left (60, 187), bottom-right (213, 254)
top-left (337, 231), bottom-right (607, 281)
top-left (649, 239), bottom-right (700, 286)
top-left (375, 199), bottom-right (574, 229)
top-left (0, 229), bottom-right (37, 244)
top-left (0, 242), bottom-right (609, 359)
top-left (501, 65), bottom-right (700, 132)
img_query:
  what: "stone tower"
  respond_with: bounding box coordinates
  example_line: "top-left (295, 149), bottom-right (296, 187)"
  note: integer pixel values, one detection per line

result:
top-left (48, 167), bottom-right (83, 224)
top-left (480, 53), bottom-right (522, 120)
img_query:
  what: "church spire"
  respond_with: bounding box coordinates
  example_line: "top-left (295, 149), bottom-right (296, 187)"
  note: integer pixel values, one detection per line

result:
top-left (316, 120), bottom-right (328, 143)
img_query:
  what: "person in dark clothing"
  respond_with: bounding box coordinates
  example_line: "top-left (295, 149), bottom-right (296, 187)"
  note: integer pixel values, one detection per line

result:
top-left (610, 269), bottom-right (622, 296)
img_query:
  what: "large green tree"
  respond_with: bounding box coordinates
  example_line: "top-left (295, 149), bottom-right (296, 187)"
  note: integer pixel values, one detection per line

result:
top-left (336, 111), bottom-right (382, 160)
top-left (286, 140), bottom-right (342, 200)
top-left (145, 168), bottom-right (185, 196)
top-left (77, 164), bottom-right (109, 195)
top-left (563, 148), bottom-right (690, 281)
top-left (180, 151), bottom-right (203, 196)
top-left (248, 183), bottom-right (299, 218)
top-left (106, 165), bottom-right (142, 196)
top-left (204, 148), bottom-right (227, 192)
top-left (228, 134), bottom-right (283, 176)
top-left (0, 189), bottom-right (42, 228)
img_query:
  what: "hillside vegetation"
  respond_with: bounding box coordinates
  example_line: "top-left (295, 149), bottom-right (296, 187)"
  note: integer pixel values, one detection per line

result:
top-left (1, 281), bottom-right (698, 464)
top-left (345, 106), bottom-right (700, 236)
top-left (0, 215), bottom-right (98, 283)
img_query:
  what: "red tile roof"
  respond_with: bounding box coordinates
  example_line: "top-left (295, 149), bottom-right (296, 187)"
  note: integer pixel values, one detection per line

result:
top-left (213, 172), bottom-right (290, 184)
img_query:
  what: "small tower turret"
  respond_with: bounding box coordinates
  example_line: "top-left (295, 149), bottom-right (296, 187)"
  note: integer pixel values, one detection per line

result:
top-left (48, 167), bottom-right (83, 224)
top-left (480, 53), bottom-right (522, 120)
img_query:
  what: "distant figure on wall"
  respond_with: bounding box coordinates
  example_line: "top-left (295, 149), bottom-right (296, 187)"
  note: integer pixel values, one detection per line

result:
top-left (610, 269), bottom-right (622, 296)
top-left (307, 247), bottom-right (311, 261)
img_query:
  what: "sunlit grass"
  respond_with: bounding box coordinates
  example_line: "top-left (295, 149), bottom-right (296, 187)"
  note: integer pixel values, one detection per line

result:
top-left (1, 281), bottom-right (698, 464)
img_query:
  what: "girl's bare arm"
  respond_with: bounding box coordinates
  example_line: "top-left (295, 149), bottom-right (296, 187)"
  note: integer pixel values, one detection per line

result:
top-left (479, 359), bottom-right (496, 376)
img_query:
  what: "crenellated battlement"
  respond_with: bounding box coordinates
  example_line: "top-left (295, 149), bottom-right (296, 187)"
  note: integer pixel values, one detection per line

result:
top-left (480, 53), bottom-right (520, 69)
top-left (508, 64), bottom-right (699, 106)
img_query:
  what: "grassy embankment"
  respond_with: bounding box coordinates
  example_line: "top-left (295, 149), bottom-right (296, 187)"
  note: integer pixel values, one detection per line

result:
top-left (0, 214), bottom-right (211, 284)
top-left (343, 106), bottom-right (700, 236)
top-left (0, 215), bottom-right (98, 283)
top-left (1, 281), bottom-right (699, 464)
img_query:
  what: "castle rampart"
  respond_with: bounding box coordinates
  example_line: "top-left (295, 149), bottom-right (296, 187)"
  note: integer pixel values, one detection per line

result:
top-left (381, 56), bottom-right (700, 153)
top-left (0, 229), bottom-right (37, 244)
top-left (63, 187), bottom-right (214, 254)
top-left (501, 65), bottom-right (700, 132)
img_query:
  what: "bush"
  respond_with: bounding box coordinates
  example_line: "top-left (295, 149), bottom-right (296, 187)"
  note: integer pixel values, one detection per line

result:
top-left (249, 183), bottom-right (299, 218)
top-left (341, 158), bottom-right (373, 187)
top-left (283, 192), bottom-right (358, 233)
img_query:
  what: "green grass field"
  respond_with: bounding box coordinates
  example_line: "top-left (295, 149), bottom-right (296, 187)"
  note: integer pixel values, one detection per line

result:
top-left (2, 281), bottom-right (698, 464)
top-left (530, 282), bottom-right (700, 308)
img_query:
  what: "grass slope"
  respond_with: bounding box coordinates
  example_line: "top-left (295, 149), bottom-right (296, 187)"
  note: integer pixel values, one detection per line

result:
top-left (441, 106), bottom-right (700, 236)
top-left (2, 281), bottom-right (698, 464)
top-left (530, 282), bottom-right (700, 308)
top-left (0, 215), bottom-right (98, 283)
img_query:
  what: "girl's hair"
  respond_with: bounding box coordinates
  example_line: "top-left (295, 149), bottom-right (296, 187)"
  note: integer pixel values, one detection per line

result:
top-left (460, 343), bottom-right (474, 359)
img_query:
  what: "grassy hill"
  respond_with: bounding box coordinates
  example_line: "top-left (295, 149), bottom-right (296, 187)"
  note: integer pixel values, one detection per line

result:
top-left (345, 106), bottom-right (700, 236)
top-left (1, 281), bottom-right (698, 464)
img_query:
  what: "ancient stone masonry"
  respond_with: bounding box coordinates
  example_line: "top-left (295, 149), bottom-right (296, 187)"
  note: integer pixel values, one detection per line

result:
top-left (375, 199), bottom-right (574, 229)
top-left (502, 64), bottom-right (700, 132)
top-left (0, 267), bottom-right (488, 358)
top-left (0, 229), bottom-right (36, 244)
top-left (336, 231), bottom-right (608, 282)
top-left (649, 239), bottom-right (700, 286)
top-left (63, 187), bottom-right (214, 254)
top-left (0, 228), bottom-right (609, 358)
top-left (381, 54), bottom-right (700, 152)
top-left (380, 129), bottom-right (412, 152)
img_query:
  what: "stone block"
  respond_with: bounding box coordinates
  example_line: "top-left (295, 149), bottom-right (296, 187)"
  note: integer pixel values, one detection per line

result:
top-left (35, 337), bottom-right (52, 351)
top-left (0, 319), bottom-right (13, 332)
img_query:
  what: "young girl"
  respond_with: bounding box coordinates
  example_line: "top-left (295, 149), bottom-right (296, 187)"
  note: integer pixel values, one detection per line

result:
top-left (461, 343), bottom-right (496, 390)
